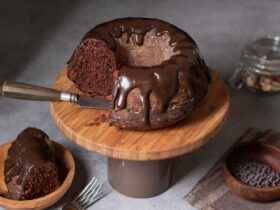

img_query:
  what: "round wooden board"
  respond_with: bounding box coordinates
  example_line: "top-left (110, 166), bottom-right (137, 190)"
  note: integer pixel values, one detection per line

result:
top-left (50, 69), bottom-right (229, 161)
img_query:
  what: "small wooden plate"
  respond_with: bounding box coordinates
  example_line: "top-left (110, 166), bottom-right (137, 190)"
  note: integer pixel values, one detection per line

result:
top-left (0, 140), bottom-right (75, 210)
top-left (222, 143), bottom-right (280, 202)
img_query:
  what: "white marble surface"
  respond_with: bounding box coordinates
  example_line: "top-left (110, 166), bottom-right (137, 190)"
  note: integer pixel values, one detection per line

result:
top-left (1, 0), bottom-right (280, 209)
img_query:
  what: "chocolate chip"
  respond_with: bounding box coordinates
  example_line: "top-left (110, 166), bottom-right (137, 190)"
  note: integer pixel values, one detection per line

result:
top-left (228, 157), bottom-right (280, 188)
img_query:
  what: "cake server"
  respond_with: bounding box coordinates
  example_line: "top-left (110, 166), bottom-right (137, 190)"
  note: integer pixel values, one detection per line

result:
top-left (0, 81), bottom-right (112, 110)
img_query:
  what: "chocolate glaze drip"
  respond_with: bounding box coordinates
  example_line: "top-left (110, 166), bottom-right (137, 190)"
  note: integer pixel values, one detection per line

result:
top-left (113, 63), bottom-right (179, 124)
top-left (73, 18), bottom-right (211, 125)
top-left (4, 127), bottom-right (56, 187)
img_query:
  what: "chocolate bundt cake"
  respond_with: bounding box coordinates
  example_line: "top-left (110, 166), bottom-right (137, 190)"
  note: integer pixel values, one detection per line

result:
top-left (4, 127), bottom-right (61, 200)
top-left (68, 18), bottom-right (211, 130)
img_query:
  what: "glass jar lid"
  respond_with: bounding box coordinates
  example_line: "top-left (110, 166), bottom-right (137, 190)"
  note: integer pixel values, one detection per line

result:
top-left (242, 36), bottom-right (280, 73)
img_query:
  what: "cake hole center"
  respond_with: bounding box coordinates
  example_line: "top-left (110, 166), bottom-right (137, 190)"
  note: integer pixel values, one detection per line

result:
top-left (115, 29), bottom-right (179, 67)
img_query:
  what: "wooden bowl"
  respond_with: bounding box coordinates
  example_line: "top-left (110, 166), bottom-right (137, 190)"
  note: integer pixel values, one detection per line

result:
top-left (0, 140), bottom-right (75, 210)
top-left (222, 143), bottom-right (280, 202)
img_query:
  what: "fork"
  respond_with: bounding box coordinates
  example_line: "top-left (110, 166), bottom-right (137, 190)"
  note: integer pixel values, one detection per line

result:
top-left (62, 177), bottom-right (112, 210)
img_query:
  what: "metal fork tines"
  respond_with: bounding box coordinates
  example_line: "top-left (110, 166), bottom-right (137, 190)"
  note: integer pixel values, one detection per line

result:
top-left (63, 177), bottom-right (112, 210)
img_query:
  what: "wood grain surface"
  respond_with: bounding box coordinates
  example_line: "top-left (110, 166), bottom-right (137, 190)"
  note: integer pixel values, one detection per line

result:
top-left (0, 141), bottom-right (75, 210)
top-left (50, 69), bottom-right (229, 161)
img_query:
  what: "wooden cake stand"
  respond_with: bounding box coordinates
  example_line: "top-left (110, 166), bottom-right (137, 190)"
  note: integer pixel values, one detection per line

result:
top-left (50, 69), bottom-right (229, 198)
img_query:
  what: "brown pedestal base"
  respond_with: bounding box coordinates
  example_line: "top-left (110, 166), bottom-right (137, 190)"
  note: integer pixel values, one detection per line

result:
top-left (50, 70), bottom-right (229, 198)
top-left (107, 158), bottom-right (172, 198)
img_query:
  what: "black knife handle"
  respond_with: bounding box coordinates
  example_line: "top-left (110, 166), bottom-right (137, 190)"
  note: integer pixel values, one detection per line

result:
top-left (1, 81), bottom-right (78, 102)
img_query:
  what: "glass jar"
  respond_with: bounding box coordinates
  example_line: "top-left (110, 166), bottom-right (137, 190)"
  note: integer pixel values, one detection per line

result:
top-left (230, 36), bottom-right (280, 93)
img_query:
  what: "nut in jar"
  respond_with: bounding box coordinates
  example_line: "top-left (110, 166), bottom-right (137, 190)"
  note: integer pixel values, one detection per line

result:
top-left (245, 72), bottom-right (280, 92)
top-left (230, 36), bottom-right (280, 93)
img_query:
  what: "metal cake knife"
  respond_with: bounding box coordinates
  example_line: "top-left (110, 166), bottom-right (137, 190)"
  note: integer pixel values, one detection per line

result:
top-left (0, 81), bottom-right (112, 110)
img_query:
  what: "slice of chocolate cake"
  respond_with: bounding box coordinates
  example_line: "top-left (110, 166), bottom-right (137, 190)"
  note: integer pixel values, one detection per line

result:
top-left (4, 127), bottom-right (61, 200)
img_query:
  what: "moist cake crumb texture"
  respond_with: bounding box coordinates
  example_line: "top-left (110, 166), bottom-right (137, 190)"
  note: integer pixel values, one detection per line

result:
top-left (4, 127), bottom-right (61, 200)
top-left (68, 18), bottom-right (211, 130)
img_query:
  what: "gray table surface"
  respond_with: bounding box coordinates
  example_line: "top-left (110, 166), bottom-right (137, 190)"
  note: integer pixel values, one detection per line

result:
top-left (1, 0), bottom-right (280, 209)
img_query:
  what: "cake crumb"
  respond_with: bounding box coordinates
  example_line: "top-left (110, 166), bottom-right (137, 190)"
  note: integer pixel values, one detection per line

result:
top-left (85, 114), bottom-right (108, 126)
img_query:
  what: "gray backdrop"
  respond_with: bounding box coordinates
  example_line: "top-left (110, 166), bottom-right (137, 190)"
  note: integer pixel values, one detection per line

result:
top-left (1, 0), bottom-right (280, 209)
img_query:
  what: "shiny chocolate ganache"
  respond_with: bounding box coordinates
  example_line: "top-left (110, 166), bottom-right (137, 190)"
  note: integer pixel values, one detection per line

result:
top-left (68, 18), bottom-right (211, 129)
top-left (4, 127), bottom-right (60, 200)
